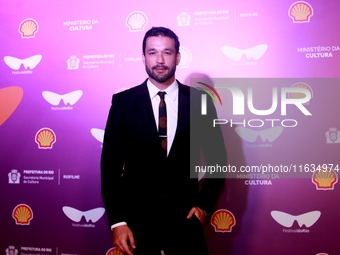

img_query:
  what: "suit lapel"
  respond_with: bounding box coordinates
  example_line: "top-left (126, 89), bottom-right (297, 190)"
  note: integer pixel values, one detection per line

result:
top-left (137, 82), bottom-right (160, 147)
top-left (168, 82), bottom-right (190, 157)
top-left (137, 80), bottom-right (190, 158)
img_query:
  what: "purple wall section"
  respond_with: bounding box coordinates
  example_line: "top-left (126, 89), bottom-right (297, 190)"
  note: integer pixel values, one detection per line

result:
top-left (1, 0), bottom-right (340, 254)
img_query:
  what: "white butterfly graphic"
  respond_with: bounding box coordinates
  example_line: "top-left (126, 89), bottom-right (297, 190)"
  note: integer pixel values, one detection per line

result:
top-left (4, 54), bottom-right (42, 70)
top-left (42, 90), bottom-right (83, 106)
top-left (221, 44), bottom-right (268, 61)
top-left (91, 128), bottom-right (104, 143)
top-left (62, 206), bottom-right (105, 223)
top-left (271, 210), bottom-right (321, 228)
top-left (235, 126), bottom-right (283, 142)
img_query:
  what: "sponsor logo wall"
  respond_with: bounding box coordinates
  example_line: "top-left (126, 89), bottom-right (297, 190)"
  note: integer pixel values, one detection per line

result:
top-left (1, 1), bottom-right (339, 255)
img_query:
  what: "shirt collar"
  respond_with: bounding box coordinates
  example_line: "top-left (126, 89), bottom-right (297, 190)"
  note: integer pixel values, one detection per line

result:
top-left (147, 79), bottom-right (178, 102)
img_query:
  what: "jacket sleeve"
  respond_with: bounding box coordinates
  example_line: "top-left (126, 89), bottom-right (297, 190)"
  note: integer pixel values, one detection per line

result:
top-left (101, 94), bottom-right (128, 227)
top-left (196, 91), bottom-right (227, 214)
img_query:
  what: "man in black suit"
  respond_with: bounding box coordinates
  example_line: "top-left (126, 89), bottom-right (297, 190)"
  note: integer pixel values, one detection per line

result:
top-left (101, 27), bottom-right (227, 255)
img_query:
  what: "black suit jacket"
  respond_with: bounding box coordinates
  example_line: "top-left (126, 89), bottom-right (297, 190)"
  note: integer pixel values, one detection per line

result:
top-left (101, 79), bottom-right (227, 229)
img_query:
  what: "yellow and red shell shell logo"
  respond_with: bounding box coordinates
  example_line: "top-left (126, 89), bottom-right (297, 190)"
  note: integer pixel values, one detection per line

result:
top-left (312, 169), bottom-right (338, 190)
top-left (288, 1), bottom-right (313, 23)
top-left (12, 204), bottom-right (33, 225)
top-left (35, 128), bottom-right (56, 149)
top-left (19, 18), bottom-right (39, 38)
top-left (106, 247), bottom-right (124, 255)
top-left (211, 209), bottom-right (236, 232)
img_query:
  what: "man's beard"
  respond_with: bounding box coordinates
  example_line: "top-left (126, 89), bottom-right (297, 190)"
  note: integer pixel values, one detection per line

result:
top-left (146, 64), bottom-right (176, 83)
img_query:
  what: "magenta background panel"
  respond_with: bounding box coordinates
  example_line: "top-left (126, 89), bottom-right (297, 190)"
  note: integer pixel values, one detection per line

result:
top-left (1, 0), bottom-right (339, 254)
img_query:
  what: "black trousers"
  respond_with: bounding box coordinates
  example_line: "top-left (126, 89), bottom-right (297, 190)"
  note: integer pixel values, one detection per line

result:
top-left (130, 215), bottom-right (209, 255)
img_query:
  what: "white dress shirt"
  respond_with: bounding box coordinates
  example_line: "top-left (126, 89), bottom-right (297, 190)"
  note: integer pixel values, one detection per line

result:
top-left (111, 79), bottom-right (179, 230)
top-left (147, 79), bottom-right (178, 154)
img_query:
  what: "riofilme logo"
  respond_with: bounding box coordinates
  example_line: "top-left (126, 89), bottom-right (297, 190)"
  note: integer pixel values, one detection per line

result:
top-left (35, 128), bottom-right (56, 149)
top-left (288, 1), bottom-right (313, 23)
top-left (106, 247), bottom-right (124, 255)
top-left (312, 169), bottom-right (338, 190)
top-left (211, 209), bottom-right (236, 232)
top-left (12, 204), bottom-right (33, 225)
top-left (19, 18), bottom-right (39, 38)
top-left (0, 86), bottom-right (23, 126)
top-left (196, 82), bottom-right (222, 115)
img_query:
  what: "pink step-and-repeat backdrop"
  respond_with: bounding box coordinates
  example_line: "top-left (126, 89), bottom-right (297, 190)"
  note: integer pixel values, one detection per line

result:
top-left (1, 0), bottom-right (340, 254)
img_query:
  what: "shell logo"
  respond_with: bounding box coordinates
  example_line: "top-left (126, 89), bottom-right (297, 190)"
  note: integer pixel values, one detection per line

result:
top-left (288, 82), bottom-right (313, 104)
top-left (178, 47), bottom-right (192, 68)
top-left (12, 204), bottom-right (33, 225)
top-left (35, 128), bottom-right (56, 149)
top-left (19, 18), bottom-right (39, 38)
top-left (125, 11), bottom-right (148, 32)
top-left (106, 247), bottom-right (124, 255)
top-left (312, 169), bottom-right (338, 190)
top-left (0, 86), bottom-right (23, 126)
top-left (211, 209), bottom-right (236, 232)
top-left (288, 1), bottom-right (313, 23)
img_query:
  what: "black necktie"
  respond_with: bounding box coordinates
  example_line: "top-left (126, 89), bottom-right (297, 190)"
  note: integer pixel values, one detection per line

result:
top-left (158, 91), bottom-right (167, 159)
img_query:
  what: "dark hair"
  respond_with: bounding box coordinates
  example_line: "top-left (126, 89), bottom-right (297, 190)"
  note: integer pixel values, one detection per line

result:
top-left (142, 27), bottom-right (180, 54)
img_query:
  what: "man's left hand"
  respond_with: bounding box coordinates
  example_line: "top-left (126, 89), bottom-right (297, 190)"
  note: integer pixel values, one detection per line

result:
top-left (186, 207), bottom-right (206, 224)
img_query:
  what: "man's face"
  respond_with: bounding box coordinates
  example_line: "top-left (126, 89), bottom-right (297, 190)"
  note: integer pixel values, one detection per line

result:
top-left (143, 36), bottom-right (180, 84)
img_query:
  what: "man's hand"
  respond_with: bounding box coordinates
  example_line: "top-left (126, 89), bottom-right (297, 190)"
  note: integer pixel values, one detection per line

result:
top-left (186, 207), bottom-right (206, 224)
top-left (112, 225), bottom-right (136, 255)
